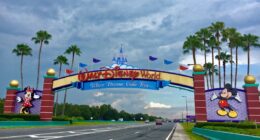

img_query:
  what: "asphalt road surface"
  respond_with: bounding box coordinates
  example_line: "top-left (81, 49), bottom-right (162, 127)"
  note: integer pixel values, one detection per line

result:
top-left (0, 122), bottom-right (176, 140)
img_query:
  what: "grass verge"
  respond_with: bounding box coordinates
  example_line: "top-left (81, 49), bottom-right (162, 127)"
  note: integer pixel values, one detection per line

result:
top-left (181, 123), bottom-right (207, 140)
top-left (202, 126), bottom-right (260, 136)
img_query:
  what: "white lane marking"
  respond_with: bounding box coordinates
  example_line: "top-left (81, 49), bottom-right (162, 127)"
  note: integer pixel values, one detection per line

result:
top-left (29, 135), bottom-right (38, 138)
top-left (135, 131), bottom-right (140, 134)
top-left (0, 124), bottom-right (153, 140)
top-left (108, 139), bottom-right (113, 140)
top-left (68, 131), bottom-right (76, 134)
top-left (165, 125), bottom-right (176, 140)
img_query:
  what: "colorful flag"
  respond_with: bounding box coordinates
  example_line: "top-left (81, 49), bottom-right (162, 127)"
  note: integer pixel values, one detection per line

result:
top-left (93, 58), bottom-right (101, 63)
top-left (79, 63), bottom-right (88, 68)
top-left (65, 69), bottom-right (74, 75)
top-left (179, 65), bottom-right (189, 71)
top-left (164, 59), bottom-right (173, 65)
top-left (149, 56), bottom-right (158, 61)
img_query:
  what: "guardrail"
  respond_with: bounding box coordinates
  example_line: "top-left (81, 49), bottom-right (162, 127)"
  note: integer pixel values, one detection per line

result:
top-left (192, 127), bottom-right (260, 140)
top-left (0, 121), bottom-right (70, 128)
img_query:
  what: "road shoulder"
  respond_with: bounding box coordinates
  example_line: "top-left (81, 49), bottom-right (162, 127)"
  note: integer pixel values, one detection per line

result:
top-left (171, 123), bottom-right (190, 140)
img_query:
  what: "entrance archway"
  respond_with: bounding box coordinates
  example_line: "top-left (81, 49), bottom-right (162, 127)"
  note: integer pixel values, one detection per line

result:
top-left (4, 65), bottom-right (260, 124)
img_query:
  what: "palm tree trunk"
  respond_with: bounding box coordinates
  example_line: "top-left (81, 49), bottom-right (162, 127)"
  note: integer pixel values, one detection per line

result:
top-left (36, 42), bottom-right (43, 89)
top-left (223, 61), bottom-right (226, 86)
top-left (71, 53), bottom-right (75, 69)
top-left (62, 53), bottom-right (75, 116)
top-left (20, 55), bottom-right (24, 89)
top-left (211, 47), bottom-right (214, 88)
top-left (235, 46), bottom-right (238, 88)
top-left (209, 72), bottom-right (212, 88)
top-left (54, 64), bottom-right (62, 116)
top-left (62, 89), bottom-right (68, 116)
top-left (230, 47), bottom-right (233, 87)
top-left (217, 48), bottom-right (221, 88)
top-left (247, 45), bottom-right (250, 75)
top-left (192, 48), bottom-right (196, 64)
top-left (204, 50), bottom-right (209, 90)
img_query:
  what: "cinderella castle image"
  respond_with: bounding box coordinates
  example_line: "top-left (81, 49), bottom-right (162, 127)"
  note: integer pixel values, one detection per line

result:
top-left (101, 47), bottom-right (138, 69)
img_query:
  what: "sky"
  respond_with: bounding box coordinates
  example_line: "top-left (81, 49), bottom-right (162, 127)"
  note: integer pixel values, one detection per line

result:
top-left (0, 0), bottom-right (260, 119)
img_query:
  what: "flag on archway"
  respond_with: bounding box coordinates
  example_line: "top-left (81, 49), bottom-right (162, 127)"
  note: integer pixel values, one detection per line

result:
top-left (149, 56), bottom-right (158, 61)
top-left (79, 63), bottom-right (87, 68)
top-left (65, 69), bottom-right (74, 75)
top-left (164, 59), bottom-right (173, 65)
top-left (93, 58), bottom-right (101, 63)
top-left (179, 65), bottom-right (189, 71)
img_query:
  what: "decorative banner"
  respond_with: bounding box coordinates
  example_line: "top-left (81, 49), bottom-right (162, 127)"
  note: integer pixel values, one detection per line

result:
top-left (72, 80), bottom-right (170, 90)
top-left (179, 65), bottom-right (189, 71)
top-left (14, 87), bottom-right (42, 115)
top-left (65, 69), bottom-right (74, 75)
top-left (93, 58), bottom-right (101, 63)
top-left (205, 89), bottom-right (247, 121)
top-left (52, 69), bottom-right (194, 91)
top-left (79, 63), bottom-right (88, 68)
top-left (149, 56), bottom-right (158, 61)
top-left (164, 59), bottom-right (173, 65)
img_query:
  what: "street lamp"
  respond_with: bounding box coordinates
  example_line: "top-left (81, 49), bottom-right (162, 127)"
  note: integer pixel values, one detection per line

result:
top-left (182, 96), bottom-right (188, 124)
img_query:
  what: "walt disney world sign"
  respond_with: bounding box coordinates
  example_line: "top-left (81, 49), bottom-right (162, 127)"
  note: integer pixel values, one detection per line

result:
top-left (52, 68), bottom-right (194, 91)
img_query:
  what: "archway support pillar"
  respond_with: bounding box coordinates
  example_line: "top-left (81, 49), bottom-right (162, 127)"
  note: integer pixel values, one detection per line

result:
top-left (243, 75), bottom-right (260, 124)
top-left (4, 81), bottom-right (20, 114)
top-left (193, 65), bottom-right (207, 122)
top-left (40, 70), bottom-right (56, 121)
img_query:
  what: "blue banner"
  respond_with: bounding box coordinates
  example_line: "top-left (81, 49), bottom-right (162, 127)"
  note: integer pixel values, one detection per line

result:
top-left (79, 63), bottom-right (88, 68)
top-left (72, 80), bottom-right (170, 90)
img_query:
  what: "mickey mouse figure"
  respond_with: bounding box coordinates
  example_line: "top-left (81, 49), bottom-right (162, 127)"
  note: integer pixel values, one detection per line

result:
top-left (211, 83), bottom-right (241, 118)
top-left (16, 86), bottom-right (41, 114)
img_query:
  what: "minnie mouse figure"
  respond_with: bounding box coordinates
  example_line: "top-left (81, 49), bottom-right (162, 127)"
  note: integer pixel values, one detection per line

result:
top-left (16, 86), bottom-right (41, 114)
top-left (211, 83), bottom-right (241, 118)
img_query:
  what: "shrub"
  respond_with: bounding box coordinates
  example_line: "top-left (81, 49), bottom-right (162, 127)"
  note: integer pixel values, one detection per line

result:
top-left (71, 116), bottom-right (84, 121)
top-left (0, 114), bottom-right (40, 121)
top-left (195, 122), bottom-right (257, 129)
top-left (52, 116), bottom-right (71, 121)
top-left (10, 118), bottom-right (25, 121)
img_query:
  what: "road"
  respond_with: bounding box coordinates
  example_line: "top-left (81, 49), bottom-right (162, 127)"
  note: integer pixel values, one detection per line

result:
top-left (0, 122), bottom-right (176, 140)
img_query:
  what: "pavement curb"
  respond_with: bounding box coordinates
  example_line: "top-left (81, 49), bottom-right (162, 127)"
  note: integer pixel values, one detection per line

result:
top-left (165, 125), bottom-right (177, 140)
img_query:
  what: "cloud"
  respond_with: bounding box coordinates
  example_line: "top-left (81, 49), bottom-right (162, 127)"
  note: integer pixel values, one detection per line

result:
top-left (144, 101), bottom-right (172, 109)
top-left (93, 92), bottom-right (104, 97)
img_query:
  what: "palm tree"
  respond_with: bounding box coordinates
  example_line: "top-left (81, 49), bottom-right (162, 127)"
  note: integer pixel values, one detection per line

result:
top-left (183, 35), bottom-right (203, 64)
top-left (215, 52), bottom-right (231, 86)
top-left (32, 30), bottom-right (52, 89)
top-left (12, 44), bottom-right (32, 88)
top-left (222, 28), bottom-right (238, 86)
top-left (242, 34), bottom-right (260, 75)
top-left (62, 45), bottom-right (81, 116)
top-left (205, 63), bottom-right (218, 89)
top-left (53, 55), bottom-right (69, 116)
top-left (234, 34), bottom-right (243, 88)
top-left (204, 63), bottom-right (213, 89)
top-left (208, 36), bottom-right (218, 88)
top-left (209, 21), bottom-right (225, 88)
top-left (196, 28), bottom-right (211, 89)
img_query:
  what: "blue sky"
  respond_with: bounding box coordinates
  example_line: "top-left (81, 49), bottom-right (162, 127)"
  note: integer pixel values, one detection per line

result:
top-left (0, 0), bottom-right (260, 119)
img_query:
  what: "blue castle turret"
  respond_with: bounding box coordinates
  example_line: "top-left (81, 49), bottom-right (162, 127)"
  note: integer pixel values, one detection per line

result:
top-left (112, 47), bottom-right (127, 65)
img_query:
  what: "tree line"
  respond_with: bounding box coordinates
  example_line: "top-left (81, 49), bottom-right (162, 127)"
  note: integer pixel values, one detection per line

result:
top-left (183, 21), bottom-right (260, 89)
top-left (55, 103), bottom-right (159, 121)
